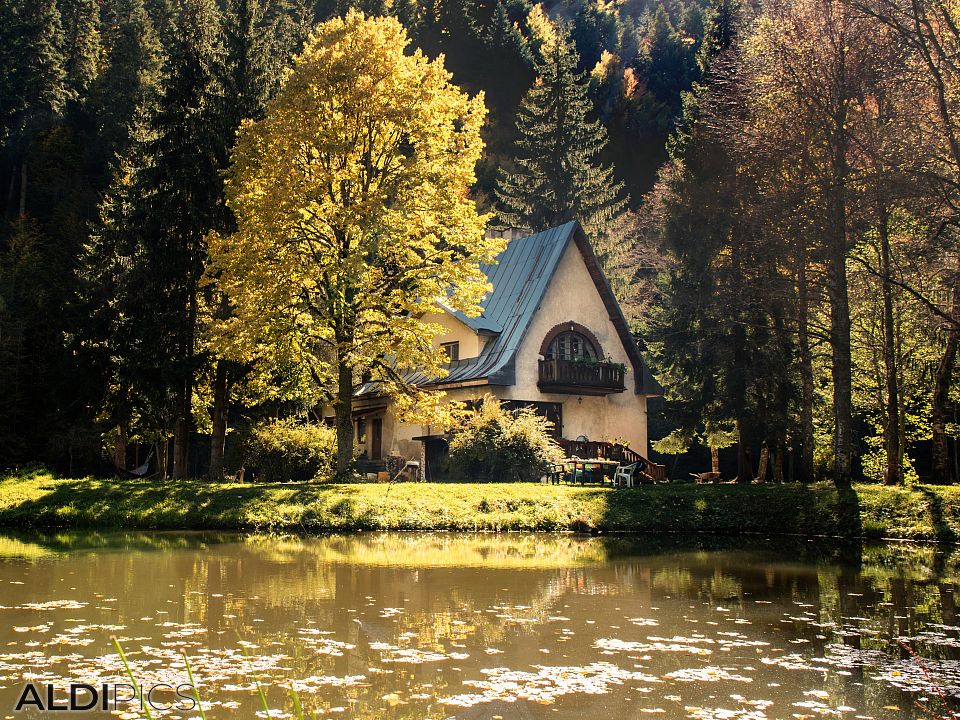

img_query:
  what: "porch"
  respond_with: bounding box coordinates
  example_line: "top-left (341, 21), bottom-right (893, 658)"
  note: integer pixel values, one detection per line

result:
top-left (551, 438), bottom-right (668, 484)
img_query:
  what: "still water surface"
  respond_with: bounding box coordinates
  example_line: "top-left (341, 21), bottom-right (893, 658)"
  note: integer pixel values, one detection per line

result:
top-left (0, 532), bottom-right (958, 719)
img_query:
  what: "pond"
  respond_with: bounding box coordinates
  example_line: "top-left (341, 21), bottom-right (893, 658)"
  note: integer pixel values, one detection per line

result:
top-left (0, 531), bottom-right (958, 719)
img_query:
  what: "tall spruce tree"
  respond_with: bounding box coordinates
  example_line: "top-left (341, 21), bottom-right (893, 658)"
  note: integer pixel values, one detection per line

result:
top-left (89, 0), bottom-right (227, 479)
top-left (645, 0), bottom-right (796, 482)
top-left (697, 0), bottom-right (739, 74)
top-left (83, 131), bottom-right (167, 472)
top-left (147, 0), bottom-right (227, 479)
top-left (58, 0), bottom-right (101, 97)
top-left (89, 0), bottom-right (163, 176)
top-left (80, 0), bottom-right (164, 473)
top-left (495, 25), bottom-right (626, 236)
top-left (261, 0), bottom-right (311, 96)
top-left (0, 0), bottom-right (72, 465)
top-left (220, 0), bottom-right (271, 130)
top-left (643, 7), bottom-right (695, 107)
top-left (206, 0), bottom-right (276, 480)
top-left (0, 0), bottom-right (68, 220)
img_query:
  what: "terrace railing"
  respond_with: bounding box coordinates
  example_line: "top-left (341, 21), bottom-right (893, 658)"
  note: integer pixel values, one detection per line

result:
top-left (537, 358), bottom-right (625, 395)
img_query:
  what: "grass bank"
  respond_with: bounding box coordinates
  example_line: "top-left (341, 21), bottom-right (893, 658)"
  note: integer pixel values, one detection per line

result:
top-left (2, 472), bottom-right (960, 541)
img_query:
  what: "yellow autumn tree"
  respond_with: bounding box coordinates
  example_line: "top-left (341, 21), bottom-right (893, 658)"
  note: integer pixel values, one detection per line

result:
top-left (206, 11), bottom-right (502, 476)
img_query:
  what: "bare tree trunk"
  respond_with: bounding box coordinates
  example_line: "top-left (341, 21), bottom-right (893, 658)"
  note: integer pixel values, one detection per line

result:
top-left (711, 447), bottom-right (720, 474)
top-left (773, 445), bottom-right (785, 483)
top-left (826, 37), bottom-right (854, 488)
top-left (172, 347), bottom-right (192, 479)
top-left (828, 239), bottom-right (854, 486)
top-left (334, 361), bottom-right (354, 478)
top-left (172, 389), bottom-right (190, 479)
top-left (114, 421), bottom-right (128, 471)
top-left (797, 261), bottom-right (816, 483)
top-left (756, 446), bottom-right (770, 483)
top-left (173, 288), bottom-right (199, 480)
top-left (932, 255), bottom-right (960, 484)
top-left (209, 362), bottom-right (228, 481)
top-left (158, 440), bottom-right (169, 480)
top-left (736, 417), bottom-right (752, 483)
top-left (18, 162), bottom-right (26, 219)
top-left (879, 205), bottom-right (901, 484)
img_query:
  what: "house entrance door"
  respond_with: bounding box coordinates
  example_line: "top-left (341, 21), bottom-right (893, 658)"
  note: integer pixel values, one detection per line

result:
top-left (371, 418), bottom-right (383, 460)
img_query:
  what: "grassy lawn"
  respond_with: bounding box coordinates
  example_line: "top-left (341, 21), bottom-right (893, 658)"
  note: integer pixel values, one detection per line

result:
top-left (2, 471), bottom-right (960, 541)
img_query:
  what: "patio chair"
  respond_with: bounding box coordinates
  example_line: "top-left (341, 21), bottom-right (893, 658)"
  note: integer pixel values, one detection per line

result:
top-left (546, 463), bottom-right (566, 484)
top-left (614, 462), bottom-right (638, 487)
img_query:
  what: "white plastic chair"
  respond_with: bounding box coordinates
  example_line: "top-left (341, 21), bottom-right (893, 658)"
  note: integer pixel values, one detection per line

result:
top-left (614, 462), bottom-right (638, 487)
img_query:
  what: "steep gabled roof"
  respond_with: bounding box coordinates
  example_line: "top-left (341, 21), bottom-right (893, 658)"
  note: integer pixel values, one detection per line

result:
top-left (435, 221), bottom-right (661, 395)
top-left (358, 222), bottom-right (661, 396)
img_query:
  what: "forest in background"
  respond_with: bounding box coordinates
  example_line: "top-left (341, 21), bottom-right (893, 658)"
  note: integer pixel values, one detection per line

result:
top-left (0, 0), bottom-right (704, 476)
top-left (3, 0), bottom-right (960, 489)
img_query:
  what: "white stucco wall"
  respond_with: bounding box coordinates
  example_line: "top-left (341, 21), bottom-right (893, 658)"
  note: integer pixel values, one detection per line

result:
top-left (496, 240), bottom-right (648, 453)
top-left (421, 310), bottom-right (485, 359)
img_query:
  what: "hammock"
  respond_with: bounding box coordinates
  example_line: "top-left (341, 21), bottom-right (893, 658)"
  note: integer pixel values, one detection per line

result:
top-left (117, 447), bottom-right (155, 478)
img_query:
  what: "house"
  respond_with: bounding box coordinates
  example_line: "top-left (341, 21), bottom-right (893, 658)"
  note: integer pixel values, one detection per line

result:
top-left (350, 221), bottom-right (662, 479)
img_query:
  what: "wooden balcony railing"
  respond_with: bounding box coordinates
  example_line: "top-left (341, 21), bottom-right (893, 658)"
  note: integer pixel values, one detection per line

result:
top-left (538, 358), bottom-right (625, 395)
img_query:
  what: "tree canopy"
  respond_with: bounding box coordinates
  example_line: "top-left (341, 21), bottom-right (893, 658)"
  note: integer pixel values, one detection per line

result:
top-left (206, 11), bottom-right (503, 475)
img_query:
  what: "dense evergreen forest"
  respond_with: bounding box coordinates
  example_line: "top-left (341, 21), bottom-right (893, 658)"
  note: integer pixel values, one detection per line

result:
top-left (2, 0), bottom-right (960, 487)
top-left (0, 0), bottom-right (704, 476)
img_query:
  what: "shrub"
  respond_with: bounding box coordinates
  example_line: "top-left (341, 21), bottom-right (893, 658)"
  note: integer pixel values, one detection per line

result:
top-left (243, 419), bottom-right (336, 482)
top-left (446, 398), bottom-right (564, 482)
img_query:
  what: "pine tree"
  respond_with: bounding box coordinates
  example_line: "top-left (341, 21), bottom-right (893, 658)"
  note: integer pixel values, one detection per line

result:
top-left (643, 7), bottom-right (694, 106)
top-left (220, 0), bottom-right (272, 129)
top-left (261, 0), bottom-right (312, 96)
top-left (89, 0), bottom-right (163, 177)
top-left (89, 0), bottom-right (227, 479)
top-left (58, 0), bottom-right (101, 97)
top-left (645, 0), bottom-right (796, 483)
top-left (697, 0), bottom-right (741, 75)
top-left (480, 1), bottom-right (534, 117)
top-left (495, 27), bottom-right (626, 235)
top-left (680, 3), bottom-right (705, 46)
top-left (148, 0), bottom-right (228, 480)
top-left (82, 132), bottom-right (169, 472)
top-left (484, 1), bottom-right (532, 68)
top-left (0, 0), bottom-right (68, 219)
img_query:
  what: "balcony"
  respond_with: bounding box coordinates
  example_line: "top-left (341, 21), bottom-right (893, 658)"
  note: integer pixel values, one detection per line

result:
top-left (538, 358), bottom-right (626, 395)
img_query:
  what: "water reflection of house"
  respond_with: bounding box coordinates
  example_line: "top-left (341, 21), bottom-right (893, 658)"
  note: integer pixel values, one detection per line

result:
top-left (348, 221), bottom-right (662, 479)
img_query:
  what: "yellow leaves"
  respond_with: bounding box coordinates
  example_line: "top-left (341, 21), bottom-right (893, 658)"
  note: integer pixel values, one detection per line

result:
top-left (204, 10), bottom-right (498, 407)
top-left (527, 3), bottom-right (559, 52)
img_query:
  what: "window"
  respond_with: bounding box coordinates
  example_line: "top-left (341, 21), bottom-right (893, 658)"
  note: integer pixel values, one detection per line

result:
top-left (441, 341), bottom-right (460, 361)
top-left (545, 331), bottom-right (597, 362)
top-left (356, 418), bottom-right (366, 443)
top-left (501, 400), bottom-right (563, 439)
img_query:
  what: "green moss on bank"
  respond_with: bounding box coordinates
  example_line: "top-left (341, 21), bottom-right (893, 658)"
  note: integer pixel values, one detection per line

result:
top-left (2, 472), bottom-right (960, 541)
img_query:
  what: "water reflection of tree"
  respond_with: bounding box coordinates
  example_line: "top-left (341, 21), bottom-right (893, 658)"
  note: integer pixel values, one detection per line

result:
top-left (6, 532), bottom-right (960, 718)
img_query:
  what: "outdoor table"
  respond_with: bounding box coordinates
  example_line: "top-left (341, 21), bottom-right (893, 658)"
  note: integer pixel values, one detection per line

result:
top-left (564, 458), bottom-right (620, 485)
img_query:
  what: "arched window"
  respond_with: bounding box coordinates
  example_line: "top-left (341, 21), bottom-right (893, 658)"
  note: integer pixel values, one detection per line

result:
top-left (546, 331), bottom-right (598, 362)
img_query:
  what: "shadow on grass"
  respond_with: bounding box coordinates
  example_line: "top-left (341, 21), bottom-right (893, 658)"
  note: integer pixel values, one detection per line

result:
top-left (0, 478), bottom-right (365, 531)
top-left (595, 482), bottom-right (864, 548)
top-left (917, 485), bottom-right (956, 543)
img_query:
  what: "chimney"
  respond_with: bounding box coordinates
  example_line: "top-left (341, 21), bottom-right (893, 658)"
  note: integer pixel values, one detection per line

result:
top-left (485, 226), bottom-right (531, 241)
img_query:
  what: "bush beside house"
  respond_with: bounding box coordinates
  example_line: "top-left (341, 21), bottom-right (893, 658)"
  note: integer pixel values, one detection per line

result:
top-left (446, 399), bottom-right (564, 482)
top-left (242, 419), bottom-right (337, 482)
